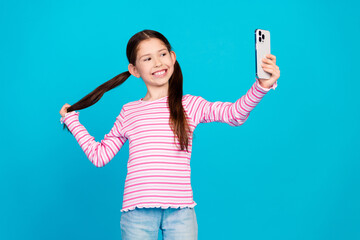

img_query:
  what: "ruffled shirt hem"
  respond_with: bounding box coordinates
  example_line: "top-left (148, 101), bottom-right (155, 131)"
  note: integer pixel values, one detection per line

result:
top-left (255, 77), bottom-right (278, 91)
top-left (120, 202), bottom-right (197, 213)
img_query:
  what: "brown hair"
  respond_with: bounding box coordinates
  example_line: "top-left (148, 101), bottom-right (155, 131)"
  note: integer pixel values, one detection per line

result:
top-left (63, 29), bottom-right (192, 151)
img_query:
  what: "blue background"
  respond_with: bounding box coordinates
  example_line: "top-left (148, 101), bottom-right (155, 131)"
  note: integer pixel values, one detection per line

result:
top-left (1, 0), bottom-right (359, 239)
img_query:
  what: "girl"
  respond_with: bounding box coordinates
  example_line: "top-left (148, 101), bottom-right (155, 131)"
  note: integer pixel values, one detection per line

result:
top-left (59, 29), bottom-right (280, 240)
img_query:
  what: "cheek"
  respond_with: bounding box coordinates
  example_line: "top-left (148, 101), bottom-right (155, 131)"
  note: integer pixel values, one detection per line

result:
top-left (165, 57), bottom-right (175, 68)
top-left (168, 66), bottom-right (175, 77)
top-left (138, 65), bottom-right (150, 74)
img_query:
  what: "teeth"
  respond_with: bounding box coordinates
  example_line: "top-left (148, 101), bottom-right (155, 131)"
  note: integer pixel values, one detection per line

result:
top-left (154, 70), bottom-right (165, 75)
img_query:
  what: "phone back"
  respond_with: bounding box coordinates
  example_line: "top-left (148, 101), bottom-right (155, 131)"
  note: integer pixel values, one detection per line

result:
top-left (255, 29), bottom-right (271, 79)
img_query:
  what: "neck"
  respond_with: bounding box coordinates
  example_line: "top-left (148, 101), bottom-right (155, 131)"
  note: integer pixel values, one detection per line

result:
top-left (142, 84), bottom-right (169, 101)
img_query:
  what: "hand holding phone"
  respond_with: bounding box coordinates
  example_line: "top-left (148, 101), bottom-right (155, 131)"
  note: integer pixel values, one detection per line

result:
top-left (254, 29), bottom-right (280, 89)
top-left (255, 29), bottom-right (271, 80)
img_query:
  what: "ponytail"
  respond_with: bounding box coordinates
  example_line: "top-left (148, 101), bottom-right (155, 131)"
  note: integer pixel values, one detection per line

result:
top-left (62, 71), bottom-right (131, 132)
top-left (168, 60), bottom-right (192, 152)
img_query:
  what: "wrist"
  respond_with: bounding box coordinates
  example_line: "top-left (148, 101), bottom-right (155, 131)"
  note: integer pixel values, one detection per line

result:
top-left (60, 111), bottom-right (78, 125)
top-left (258, 80), bottom-right (272, 89)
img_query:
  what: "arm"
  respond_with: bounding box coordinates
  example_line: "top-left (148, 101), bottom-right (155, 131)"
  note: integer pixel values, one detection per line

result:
top-left (60, 108), bottom-right (128, 167)
top-left (188, 78), bottom-right (277, 126)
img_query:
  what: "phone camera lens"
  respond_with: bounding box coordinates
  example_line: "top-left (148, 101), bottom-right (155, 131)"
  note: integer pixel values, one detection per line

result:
top-left (259, 31), bottom-right (262, 35)
top-left (262, 35), bottom-right (265, 40)
top-left (259, 36), bottom-right (262, 42)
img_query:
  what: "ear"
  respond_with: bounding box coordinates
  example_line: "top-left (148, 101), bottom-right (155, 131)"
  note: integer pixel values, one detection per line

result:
top-left (128, 63), bottom-right (141, 78)
top-left (170, 50), bottom-right (176, 65)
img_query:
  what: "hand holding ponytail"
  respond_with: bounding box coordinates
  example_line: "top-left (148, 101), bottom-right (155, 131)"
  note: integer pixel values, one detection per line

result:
top-left (59, 103), bottom-right (72, 118)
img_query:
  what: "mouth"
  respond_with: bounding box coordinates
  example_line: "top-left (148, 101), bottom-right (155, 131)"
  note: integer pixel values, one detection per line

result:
top-left (152, 69), bottom-right (167, 77)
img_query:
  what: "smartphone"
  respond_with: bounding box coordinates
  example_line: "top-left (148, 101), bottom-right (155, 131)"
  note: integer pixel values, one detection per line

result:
top-left (255, 29), bottom-right (271, 80)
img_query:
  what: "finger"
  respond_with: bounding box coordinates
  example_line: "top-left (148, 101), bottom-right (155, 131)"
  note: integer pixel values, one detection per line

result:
top-left (262, 58), bottom-right (276, 67)
top-left (265, 54), bottom-right (276, 60)
top-left (62, 104), bottom-right (71, 110)
top-left (265, 54), bottom-right (276, 64)
top-left (261, 63), bottom-right (275, 69)
top-left (264, 67), bottom-right (280, 76)
top-left (262, 67), bottom-right (274, 73)
top-left (263, 68), bottom-right (280, 79)
top-left (60, 105), bottom-right (71, 115)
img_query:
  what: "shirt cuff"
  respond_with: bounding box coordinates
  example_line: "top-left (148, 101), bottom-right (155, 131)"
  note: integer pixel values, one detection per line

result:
top-left (60, 111), bottom-right (78, 125)
top-left (255, 78), bottom-right (278, 91)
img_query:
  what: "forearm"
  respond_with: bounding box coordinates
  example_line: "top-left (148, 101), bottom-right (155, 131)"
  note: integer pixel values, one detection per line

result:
top-left (232, 78), bottom-right (276, 124)
top-left (61, 112), bottom-right (123, 167)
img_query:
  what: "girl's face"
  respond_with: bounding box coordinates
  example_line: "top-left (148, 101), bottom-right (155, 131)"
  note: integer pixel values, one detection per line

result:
top-left (128, 38), bottom-right (176, 90)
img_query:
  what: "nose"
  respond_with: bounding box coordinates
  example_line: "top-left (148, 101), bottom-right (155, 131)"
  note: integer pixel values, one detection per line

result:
top-left (154, 56), bottom-right (162, 68)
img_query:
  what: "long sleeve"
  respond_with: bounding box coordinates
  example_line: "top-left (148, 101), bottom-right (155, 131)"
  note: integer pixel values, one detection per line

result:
top-left (59, 108), bottom-right (128, 167)
top-left (187, 79), bottom-right (277, 126)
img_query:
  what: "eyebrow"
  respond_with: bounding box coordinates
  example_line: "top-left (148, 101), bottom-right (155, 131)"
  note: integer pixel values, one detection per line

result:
top-left (139, 48), bottom-right (167, 59)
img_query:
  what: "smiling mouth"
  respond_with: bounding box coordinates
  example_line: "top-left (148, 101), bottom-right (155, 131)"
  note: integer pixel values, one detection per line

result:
top-left (152, 69), bottom-right (167, 76)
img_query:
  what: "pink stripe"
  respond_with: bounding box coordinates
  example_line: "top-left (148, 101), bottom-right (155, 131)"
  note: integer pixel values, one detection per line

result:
top-left (114, 124), bottom-right (122, 137)
top-left (127, 110), bottom-right (169, 120)
top-left (222, 104), bottom-right (227, 121)
top-left (246, 90), bottom-right (257, 104)
top-left (130, 147), bottom-right (186, 155)
top-left (127, 168), bottom-right (190, 175)
top-left (118, 137), bottom-right (126, 146)
top-left (100, 153), bottom-right (105, 167)
top-left (254, 85), bottom-right (267, 95)
top-left (125, 120), bottom-right (170, 132)
top-left (130, 135), bottom-right (184, 142)
top-left (242, 99), bottom-right (252, 109)
top-left (249, 86), bottom-right (261, 100)
top-left (83, 145), bottom-right (90, 157)
top-left (127, 121), bottom-right (195, 131)
top-left (131, 141), bottom-right (192, 149)
top-left (238, 100), bottom-right (249, 115)
top-left (79, 135), bottom-right (91, 149)
top-left (101, 142), bottom-right (112, 164)
top-left (70, 124), bottom-right (81, 136)
top-left (125, 182), bottom-right (191, 189)
top-left (128, 161), bottom-right (190, 169)
top-left (127, 104), bottom-right (168, 112)
top-left (67, 119), bottom-right (78, 128)
top-left (191, 99), bottom-right (200, 123)
top-left (74, 129), bottom-right (87, 139)
top-left (124, 188), bottom-right (192, 196)
top-left (128, 128), bottom-right (171, 136)
top-left (237, 101), bottom-right (248, 117)
top-left (238, 98), bottom-right (249, 113)
top-left (235, 108), bottom-right (247, 118)
top-left (229, 105), bottom-right (235, 121)
top-left (107, 137), bottom-right (120, 152)
top-left (200, 101), bottom-right (205, 121)
top-left (123, 195), bottom-right (192, 203)
top-left (94, 145), bottom-right (105, 167)
top-left (129, 155), bottom-right (190, 163)
top-left (190, 97), bottom-right (201, 122)
top-left (126, 116), bottom-right (170, 124)
top-left (212, 103), bottom-right (216, 120)
top-left (125, 175), bottom-right (189, 183)
top-left (103, 140), bottom-right (116, 157)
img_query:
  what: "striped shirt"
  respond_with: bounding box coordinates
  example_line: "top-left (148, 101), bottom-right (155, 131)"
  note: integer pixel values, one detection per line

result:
top-left (60, 79), bottom-right (277, 212)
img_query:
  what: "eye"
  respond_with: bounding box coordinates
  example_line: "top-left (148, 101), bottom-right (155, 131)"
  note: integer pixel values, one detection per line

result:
top-left (144, 57), bottom-right (151, 62)
top-left (161, 53), bottom-right (167, 56)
